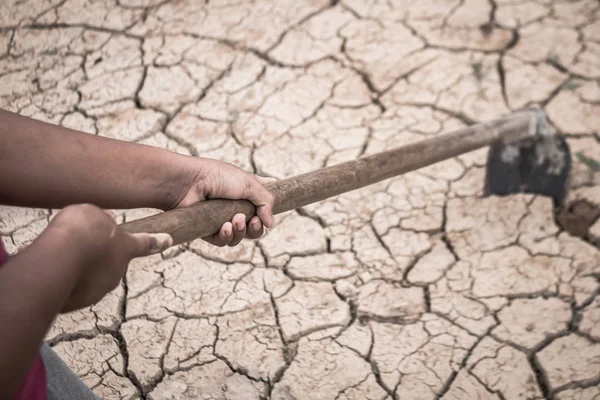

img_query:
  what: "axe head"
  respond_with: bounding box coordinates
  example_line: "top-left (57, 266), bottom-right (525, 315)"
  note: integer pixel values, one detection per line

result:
top-left (484, 113), bottom-right (571, 207)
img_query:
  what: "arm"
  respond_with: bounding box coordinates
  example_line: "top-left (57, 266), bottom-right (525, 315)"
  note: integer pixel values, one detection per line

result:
top-left (0, 108), bottom-right (275, 246)
top-left (0, 228), bottom-right (79, 398)
top-left (0, 205), bottom-right (171, 399)
top-left (0, 109), bottom-right (195, 210)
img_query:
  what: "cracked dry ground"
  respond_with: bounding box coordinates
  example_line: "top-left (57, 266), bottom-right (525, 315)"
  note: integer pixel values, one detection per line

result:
top-left (1, 0), bottom-right (600, 399)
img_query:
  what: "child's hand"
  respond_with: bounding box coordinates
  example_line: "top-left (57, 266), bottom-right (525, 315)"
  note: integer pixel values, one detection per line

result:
top-left (176, 159), bottom-right (276, 247)
top-left (48, 204), bottom-right (172, 313)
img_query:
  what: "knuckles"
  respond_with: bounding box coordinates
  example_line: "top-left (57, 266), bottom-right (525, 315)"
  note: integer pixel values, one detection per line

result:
top-left (52, 204), bottom-right (117, 244)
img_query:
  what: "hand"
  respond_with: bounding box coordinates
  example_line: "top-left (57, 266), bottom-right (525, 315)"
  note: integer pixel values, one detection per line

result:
top-left (48, 204), bottom-right (172, 312)
top-left (176, 159), bottom-right (276, 247)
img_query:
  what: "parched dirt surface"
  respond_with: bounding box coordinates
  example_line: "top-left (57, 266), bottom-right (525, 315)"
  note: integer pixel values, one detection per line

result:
top-left (1, 1), bottom-right (600, 399)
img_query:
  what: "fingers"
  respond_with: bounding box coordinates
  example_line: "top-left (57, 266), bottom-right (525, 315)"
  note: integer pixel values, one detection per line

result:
top-left (243, 175), bottom-right (276, 229)
top-left (127, 232), bottom-right (173, 258)
top-left (203, 221), bottom-right (234, 247)
top-left (203, 214), bottom-right (266, 247)
top-left (246, 215), bottom-right (264, 239)
top-left (205, 215), bottom-right (249, 247)
top-left (228, 213), bottom-right (247, 247)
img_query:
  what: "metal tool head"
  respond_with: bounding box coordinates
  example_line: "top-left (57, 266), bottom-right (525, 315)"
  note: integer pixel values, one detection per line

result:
top-left (484, 109), bottom-right (571, 207)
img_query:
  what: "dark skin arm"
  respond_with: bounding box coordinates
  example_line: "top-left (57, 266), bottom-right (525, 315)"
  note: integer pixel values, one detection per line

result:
top-left (0, 205), bottom-right (172, 399)
top-left (0, 109), bottom-right (275, 245)
top-left (0, 108), bottom-right (196, 210)
top-left (0, 230), bottom-right (78, 399)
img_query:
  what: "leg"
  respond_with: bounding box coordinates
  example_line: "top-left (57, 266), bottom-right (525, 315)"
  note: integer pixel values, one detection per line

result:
top-left (40, 344), bottom-right (99, 400)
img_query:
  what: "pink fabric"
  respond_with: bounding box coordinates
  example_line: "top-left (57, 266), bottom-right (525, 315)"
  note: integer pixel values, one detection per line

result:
top-left (0, 239), bottom-right (47, 400)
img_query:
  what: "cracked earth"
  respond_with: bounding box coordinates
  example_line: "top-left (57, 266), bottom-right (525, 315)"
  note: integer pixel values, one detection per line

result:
top-left (1, 0), bottom-right (600, 399)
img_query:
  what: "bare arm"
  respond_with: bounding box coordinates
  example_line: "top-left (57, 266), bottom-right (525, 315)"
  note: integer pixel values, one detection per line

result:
top-left (0, 226), bottom-right (82, 399)
top-left (0, 108), bottom-right (276, 245)
top-left (0, 109), bottom-right (195, 210)
top-left (0, 205), bottom-right (171, 399)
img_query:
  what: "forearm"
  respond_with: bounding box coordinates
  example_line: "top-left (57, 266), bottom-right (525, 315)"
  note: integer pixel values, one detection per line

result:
top-left (0, 228), bottom-right (80, 398)
top-left (0, 109), bottom-right (196, 210)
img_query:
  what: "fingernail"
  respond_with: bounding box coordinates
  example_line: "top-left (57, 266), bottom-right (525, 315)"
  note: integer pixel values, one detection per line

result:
top-left (149, 233), bottom-right (173, 254)
top-left (236, 220), bottom-right (245, 231)
top-left (265, 216), bottom-right (274, 229)
top-left (251, 219), bottom-right (261, 230)
top-left (149, 236), bottom-right (158, 251)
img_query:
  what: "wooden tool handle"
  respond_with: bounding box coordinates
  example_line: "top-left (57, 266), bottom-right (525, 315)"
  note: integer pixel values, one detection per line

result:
top-left (122, 109), bottom-right (542, 245)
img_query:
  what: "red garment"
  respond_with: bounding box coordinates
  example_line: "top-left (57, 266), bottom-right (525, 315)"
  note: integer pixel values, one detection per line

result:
top-left (0, 239), bottom-right (47, 400)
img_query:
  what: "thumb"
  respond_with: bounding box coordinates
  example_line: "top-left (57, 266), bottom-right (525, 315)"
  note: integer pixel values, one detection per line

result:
top-left (255, 175), bottom-right (277, 186)
top-left (126, 232), bottom-right (174, 258)
top-left (244, 176), bottom-right (276, 229)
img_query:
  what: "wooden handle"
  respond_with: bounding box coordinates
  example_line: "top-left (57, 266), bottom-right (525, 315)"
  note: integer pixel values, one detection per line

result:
top-left (122, 109), bottom-right (543, 245)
